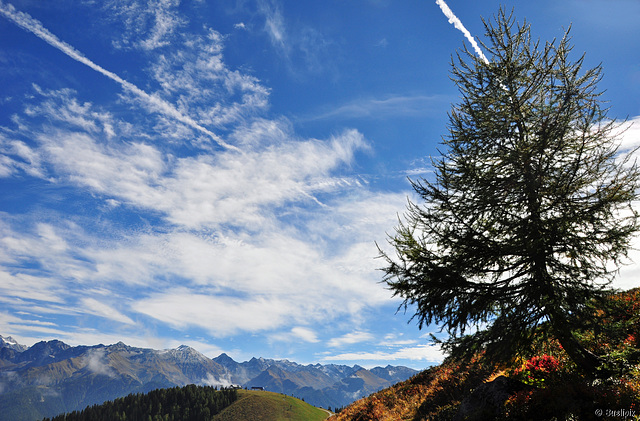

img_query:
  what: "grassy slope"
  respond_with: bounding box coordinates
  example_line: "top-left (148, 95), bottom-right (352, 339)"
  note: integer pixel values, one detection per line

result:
top-left (213, 390), bottom-right (330, 421)
top-left (333, 358), bottom-right (494, 421)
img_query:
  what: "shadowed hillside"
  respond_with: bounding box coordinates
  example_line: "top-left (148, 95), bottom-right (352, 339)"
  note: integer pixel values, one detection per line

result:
top-left (333, 289), bottom-right (640, 420)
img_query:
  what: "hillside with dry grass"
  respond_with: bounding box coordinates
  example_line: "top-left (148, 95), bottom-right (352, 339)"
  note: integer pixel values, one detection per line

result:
top-left (332, 289), bottom-right (640, 420)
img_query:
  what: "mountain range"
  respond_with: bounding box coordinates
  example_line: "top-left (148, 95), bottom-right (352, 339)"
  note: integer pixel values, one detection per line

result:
top-left (0, 335), bottom-right (417, 421)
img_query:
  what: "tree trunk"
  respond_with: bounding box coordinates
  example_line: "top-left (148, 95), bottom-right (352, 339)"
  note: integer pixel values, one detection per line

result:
top-left (551, 322), bottom-right (603, 378)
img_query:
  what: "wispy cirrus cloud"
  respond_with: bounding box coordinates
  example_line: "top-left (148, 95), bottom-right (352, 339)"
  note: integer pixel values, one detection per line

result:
top-left (0, 270), bottom-right (67, 304)
top-left (139, 0), bottom-right (185, 50)
top-left (18, 102), bottom-right (368, 229)
top-left (81, 298), bottom-right (136, 326)
top-left (96, 0), bottom-right (186, 51)
top-left (302, 94), bottom-right (452, 122)
top-left (254, 0), bottom-right (333, 75)
top-left (258, 0), bottom-right (287, 53)
top-left (148, 29), bottom-right (270, 132)
top-left (0, 1), bottom-right (235, 150)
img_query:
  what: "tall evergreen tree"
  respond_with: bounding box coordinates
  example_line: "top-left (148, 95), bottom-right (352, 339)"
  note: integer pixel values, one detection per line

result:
top-left (380, 9), bottom-right (639, 376)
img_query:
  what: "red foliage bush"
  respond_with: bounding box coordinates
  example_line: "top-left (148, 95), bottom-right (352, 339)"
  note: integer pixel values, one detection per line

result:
top-left (524, 355), bottom-right (559, 373)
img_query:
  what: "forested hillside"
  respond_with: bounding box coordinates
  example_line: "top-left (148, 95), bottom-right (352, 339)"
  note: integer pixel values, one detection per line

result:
top-left (42, 385), bottom-right (237, 421)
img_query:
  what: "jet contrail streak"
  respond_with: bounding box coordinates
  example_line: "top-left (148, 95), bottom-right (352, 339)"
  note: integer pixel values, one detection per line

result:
top-left (0, 1), bottom-right (238, 152)
top-left (435, 0), bottom-right (489, 64)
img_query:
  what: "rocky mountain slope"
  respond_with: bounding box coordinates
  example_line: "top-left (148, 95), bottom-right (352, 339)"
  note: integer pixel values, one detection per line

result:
top-left (0, 336), bottom-right (416, 421)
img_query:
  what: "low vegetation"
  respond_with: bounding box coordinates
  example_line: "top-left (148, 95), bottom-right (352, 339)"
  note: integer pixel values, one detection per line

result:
top-left (333, 289), bottom-right (640, 420)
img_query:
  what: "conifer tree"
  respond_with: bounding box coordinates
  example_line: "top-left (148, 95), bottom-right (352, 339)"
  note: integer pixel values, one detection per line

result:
top-left (381, 9), bottom-right (639, 376)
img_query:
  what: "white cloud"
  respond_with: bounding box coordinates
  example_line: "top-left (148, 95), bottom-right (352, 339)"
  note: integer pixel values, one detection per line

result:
top-left (270, 327), bottom-right (322, 344)
top-left (0, 220), bottom-right (96, 287)
top-left (0, 309), bottom-right (79, 342)
top-left (84, 348), bottom-right (117, 378)
top-left (0, 136), bottom-right (46, 178)
top-left (122, 230), bottom-right (386, 336)
top-left (0, 180), bottom-right (404, 337)
top-left (291, 327), bottom-right (320, 343)
top-left (328, 331), bottom-right (374, 348)
top-left (614, 116), bottom-right (640, 290)
top-left (37, 127), bottom-right (369, 231)
top-left (380, 332), bottom-right (419, 347)
top-left (323, 343), bottom-right (445, 364)
top-left (202, 373), bottom-right (235, 388)
top-left (140, 0), bottom-right (185, 50)
top-left (62, 330), bottom-right (166, 351)
top-left (0, 312), bottom-right (54, 343)
top-left (618, 116), bottom-right (640, 152)
top-left (42, 132), bottom-right (168, 205)
top-left (0, 190), bottom-right (404, 339)
top-left (132, 290), bottom-right (292, 336)
top-left (375, 38), bottom-right (389, 48)
top-left (0, 154), bottom-right (15, 177)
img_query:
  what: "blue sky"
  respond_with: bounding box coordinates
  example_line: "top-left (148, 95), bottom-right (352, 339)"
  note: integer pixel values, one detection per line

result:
top-left (0, 0), bottom-right (639, 370)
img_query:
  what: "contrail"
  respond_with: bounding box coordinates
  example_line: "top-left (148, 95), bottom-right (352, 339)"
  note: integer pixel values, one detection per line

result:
top-left (435, 0), bottom-right (489, 64)
top-left (0, 1), bottom-right (238, 152)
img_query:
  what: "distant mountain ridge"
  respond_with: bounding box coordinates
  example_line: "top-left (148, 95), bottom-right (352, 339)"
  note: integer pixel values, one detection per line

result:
top-left (0, 335), bottom-right (28, 352)
top-left (0, 335), bottom-right (417, 421)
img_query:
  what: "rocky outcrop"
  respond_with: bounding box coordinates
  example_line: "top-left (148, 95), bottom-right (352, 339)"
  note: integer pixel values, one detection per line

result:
top-left (453, 375), bottom-right (530, 421)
